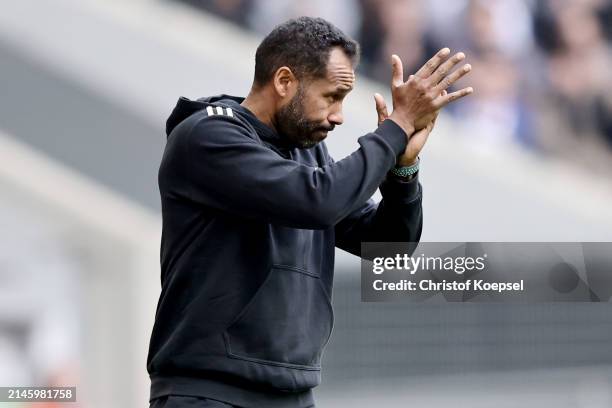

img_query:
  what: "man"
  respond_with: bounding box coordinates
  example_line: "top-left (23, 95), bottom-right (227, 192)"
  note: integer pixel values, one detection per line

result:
top-left (147, 17), bottom-right (472, 408)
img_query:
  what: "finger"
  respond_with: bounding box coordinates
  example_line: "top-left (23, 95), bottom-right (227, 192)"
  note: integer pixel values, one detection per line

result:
top-left (391, 54), bottom-right (404, 88)
top-left (432, 63), bottom-right (471, 93)
top-left (428, 114), bottom-right (437, 130)
top-left (430, 91), bottom-right (445, 126)
top-left (430, 110), bottom-right (440, 127)
top-left (427, 52), bottom-right (466, 86)
top-left (374, 93), bottom-right (389, 124)
top-left (434, 87), bottom-right (474, 108)
top-left (415, 48), bottom-right (451, 78)
top-left (436, 89), bottom-right (447, 103)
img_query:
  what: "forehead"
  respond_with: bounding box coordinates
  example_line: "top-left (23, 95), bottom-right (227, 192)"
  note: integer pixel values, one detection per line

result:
top-left (315, 48), bottom-right (355, 91)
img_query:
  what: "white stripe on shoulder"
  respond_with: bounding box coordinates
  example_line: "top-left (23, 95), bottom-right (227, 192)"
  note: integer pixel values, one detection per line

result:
top-left (206, 105), bottom-right (235, 118)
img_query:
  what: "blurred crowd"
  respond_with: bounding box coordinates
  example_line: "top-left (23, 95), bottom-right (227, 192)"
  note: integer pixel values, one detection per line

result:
top-left (176, 0), bottom-right (612, 176)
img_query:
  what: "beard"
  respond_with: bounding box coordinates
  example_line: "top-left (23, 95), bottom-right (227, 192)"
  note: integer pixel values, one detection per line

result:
top-left (275, 85), bottom-right (333, 149)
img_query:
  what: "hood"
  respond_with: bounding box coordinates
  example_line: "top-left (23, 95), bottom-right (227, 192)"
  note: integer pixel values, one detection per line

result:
top-left (165, 94), bottom-right (295, 151)
top-left (165, 94), bottom-right (245, 137)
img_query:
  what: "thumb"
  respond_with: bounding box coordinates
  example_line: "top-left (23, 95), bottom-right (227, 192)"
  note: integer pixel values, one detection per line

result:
top-left (374, 93), bottom-right (389, 125)
top-left (391, 54), bottom-right (404, 88)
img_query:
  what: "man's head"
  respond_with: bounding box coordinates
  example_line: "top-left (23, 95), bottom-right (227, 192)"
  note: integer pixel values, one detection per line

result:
top-left (252, 17), bottom-right (360, 148)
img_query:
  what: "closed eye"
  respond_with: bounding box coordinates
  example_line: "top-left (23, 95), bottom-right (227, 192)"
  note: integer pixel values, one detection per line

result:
top-left (325, 92), bottom-right (346, 103)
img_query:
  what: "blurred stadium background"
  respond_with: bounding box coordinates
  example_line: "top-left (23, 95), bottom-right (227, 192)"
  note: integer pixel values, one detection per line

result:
top-left (1, 0), bottom-right (612, 407)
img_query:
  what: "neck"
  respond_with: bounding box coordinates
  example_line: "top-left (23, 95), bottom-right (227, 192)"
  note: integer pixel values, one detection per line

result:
top-left (241, 87), bottom-right (278, 132)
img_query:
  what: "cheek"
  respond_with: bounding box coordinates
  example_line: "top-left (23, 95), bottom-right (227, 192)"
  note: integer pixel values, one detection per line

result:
top-left (318, 98), bottom-right (336, 116)
top-left (302, 99), bottom-right (328, 121)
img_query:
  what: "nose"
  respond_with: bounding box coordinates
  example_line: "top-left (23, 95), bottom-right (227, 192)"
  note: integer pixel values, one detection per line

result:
top-left (328, 110), bottom-right (344, 127)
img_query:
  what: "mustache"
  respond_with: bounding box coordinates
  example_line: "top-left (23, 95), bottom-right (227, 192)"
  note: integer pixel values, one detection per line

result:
top-left (318, 125), bottom-right (335, 132)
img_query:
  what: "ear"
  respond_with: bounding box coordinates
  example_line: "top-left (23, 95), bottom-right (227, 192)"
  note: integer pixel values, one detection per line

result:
top-left (273, 66), bottom-right (298, 99)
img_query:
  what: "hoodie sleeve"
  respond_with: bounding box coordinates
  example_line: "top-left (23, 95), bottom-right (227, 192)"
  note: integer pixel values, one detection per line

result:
top-left (159, 113), bottom-right (408, 229)
top-left (333, 173), bottom-right (423, 257)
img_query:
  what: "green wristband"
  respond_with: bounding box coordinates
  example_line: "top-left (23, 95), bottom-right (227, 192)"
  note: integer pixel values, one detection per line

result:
top-left (391, 157), bottom-right (420, 178)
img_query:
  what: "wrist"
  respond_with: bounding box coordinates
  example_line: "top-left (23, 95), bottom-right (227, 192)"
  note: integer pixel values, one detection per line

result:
top-left (390, 156), bottom-right (420, 179)
top-left (387, 115), bottom-right (415, 137)
top-left (397, 156), bottom-right (418, 167)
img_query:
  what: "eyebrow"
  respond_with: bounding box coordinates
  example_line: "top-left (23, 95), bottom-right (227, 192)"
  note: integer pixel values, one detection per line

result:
top-left (325, 87), bottom-right (353, 97)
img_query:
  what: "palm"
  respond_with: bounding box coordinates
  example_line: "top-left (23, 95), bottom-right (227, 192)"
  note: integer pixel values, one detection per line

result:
top-left (414, 112), bottom-right (437, 130)
top-left (401, 125), bottom-right (430, 165)
top-left (375, 92), bottom-right (438, 167)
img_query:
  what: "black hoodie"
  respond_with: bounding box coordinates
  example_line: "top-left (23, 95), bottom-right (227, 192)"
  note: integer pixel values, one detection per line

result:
top-left (147, 95), bottom-right (423, 407)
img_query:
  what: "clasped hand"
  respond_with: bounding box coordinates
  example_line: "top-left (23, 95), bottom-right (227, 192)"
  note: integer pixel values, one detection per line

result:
top-left (374, 48), bottom-right (473, 166)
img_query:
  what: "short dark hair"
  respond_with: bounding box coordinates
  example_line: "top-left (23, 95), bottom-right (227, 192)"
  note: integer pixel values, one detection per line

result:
top-left (253, 17), bottom-right (360, 86)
